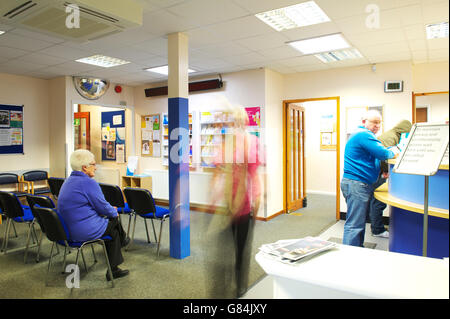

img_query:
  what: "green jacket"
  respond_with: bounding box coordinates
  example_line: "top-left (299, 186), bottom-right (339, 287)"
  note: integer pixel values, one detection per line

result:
top-left (378, 120), bottom-right (412, 173)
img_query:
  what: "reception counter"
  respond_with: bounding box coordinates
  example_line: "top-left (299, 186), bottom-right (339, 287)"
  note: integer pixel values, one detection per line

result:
top-left (255, 244), bottom-right (449, 298)
top-left (374, 160), bottom-right (449, 258)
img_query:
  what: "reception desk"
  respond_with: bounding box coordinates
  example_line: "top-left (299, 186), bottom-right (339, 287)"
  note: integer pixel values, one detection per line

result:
top-left (374, 160), bottom-right (449, 259)
top-left (255, 244), bottom-right (449, 298)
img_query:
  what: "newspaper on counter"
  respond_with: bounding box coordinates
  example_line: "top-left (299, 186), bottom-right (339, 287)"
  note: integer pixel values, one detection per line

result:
top-left (259, 237), bottom-right (336, 264)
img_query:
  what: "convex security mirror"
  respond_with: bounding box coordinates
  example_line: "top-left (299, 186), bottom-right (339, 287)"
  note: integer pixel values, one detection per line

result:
top-left (73, 76), bottom-right (110, 100)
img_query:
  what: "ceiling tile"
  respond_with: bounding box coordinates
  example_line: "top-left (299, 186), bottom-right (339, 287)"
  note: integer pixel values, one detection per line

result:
top-left (195, 42), bottom-right (252, 58)
top-left (167, 0), bottom-right (249, 26)
top-left (221, 52), bottom-right (267, 66)
top-left (37, 44), bottom-right (94, 60)
top-left (235, 32), bottom-right (290, 51)
top-left (0, 32), bottom-right (54, 51)
top-left (206, 16), bottom-right (275, 42)
top-left (258, 45), bottom-right (300, 60)
top-left (0, 46), bottom-right (31, 59)
top-left (422, 1), bottom-right (449, 24)
top-left (16, 52), bottom-right (68, 66)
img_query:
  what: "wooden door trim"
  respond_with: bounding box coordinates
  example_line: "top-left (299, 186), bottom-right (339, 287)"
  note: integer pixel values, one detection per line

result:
top-left (74, 111), bottom-right (90, 150)
top-left (282, 97), bottom-right (341, 220)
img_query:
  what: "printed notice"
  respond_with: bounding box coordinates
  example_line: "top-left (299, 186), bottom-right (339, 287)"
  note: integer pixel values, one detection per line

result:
top-left (394, 123), bottom-right (449, 176)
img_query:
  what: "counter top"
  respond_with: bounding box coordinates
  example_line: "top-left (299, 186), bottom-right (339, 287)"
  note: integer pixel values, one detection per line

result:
top-left (256, 243), bottom-right (449, 299)
top-left (374, 183), bottom-right (449, 219)
top-left (387, 159), bottom-right (449, 170)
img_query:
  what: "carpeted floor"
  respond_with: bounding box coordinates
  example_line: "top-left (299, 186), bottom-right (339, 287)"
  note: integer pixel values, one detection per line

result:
top-left (0, 193), bottom-right (336, 299)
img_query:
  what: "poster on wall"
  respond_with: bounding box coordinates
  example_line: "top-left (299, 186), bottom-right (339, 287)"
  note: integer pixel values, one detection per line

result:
top-left (141, 114), bottom-right (161, 157)
top-left (245, 107), bottom-right (261, 127)
top-left (0, 104), bottom-right (24, 155)
top-left (101, 110), bottom-right (126, 162)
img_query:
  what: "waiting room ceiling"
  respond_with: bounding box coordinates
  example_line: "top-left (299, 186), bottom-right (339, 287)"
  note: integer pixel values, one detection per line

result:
top-left (0, 0), bottom-right (448, 86)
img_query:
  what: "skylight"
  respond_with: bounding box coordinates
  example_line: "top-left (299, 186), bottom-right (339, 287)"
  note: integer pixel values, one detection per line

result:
top-left (76, 55), bottom-right (130, 68)
top-left (287, 33), bottom-right (350, 55)
top-left (426, 22), bottom-right (449, 39)
top-left (255, 1), bottom-right (330, 31)
top-left (144, 65), bottom-right (196, 75)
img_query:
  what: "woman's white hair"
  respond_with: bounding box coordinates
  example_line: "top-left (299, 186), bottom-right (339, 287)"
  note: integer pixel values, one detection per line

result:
top-left (70, 149), bottom-right (95, 171)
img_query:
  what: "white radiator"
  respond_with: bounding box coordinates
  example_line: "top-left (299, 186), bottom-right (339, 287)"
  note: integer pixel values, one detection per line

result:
top-left (94, 166), bottom-right (120, 186)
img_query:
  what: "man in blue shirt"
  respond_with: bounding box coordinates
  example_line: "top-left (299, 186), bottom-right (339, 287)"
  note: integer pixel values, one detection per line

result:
top-left (341, 110), bottom-right (397, 247)
top-left (58, 150), bottom-right (130, 280)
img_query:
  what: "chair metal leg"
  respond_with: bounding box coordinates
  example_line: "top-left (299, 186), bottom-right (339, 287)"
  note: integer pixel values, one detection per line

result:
top-left (143, 218), bottom-right (151, 243)
top-left (36, 231), bottom-right (43, 262)
top-left (157, 218), bottom-right (165, 257)
top-left (150, 219), bottom-right (158, 242)
top-left (62, 245), bottom-right (68, 274)
top-left (24, 221), bottom-right (34, 263)
top-left (127, 213), bottom-right (133, 236)
top-left (45, 242), bottom-right (55, 286)
top-left (11, 220), bottom-right (18, 238)
top-left (126, 214), bottom-right (137, 251)
top-left (2, 218), bottom-right (11, 254)
top-left (91, 245), bottom-right (97, 262)
top-left (80, 247), bottom-right (88, 272)
top-left (100, 241), bottom-right (114, 288)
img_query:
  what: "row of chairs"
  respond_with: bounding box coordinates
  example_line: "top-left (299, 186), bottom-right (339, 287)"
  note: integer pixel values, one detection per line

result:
top-left (0, 178), bottom-right (170, 288)
top-left (0, 171), bottom-right (65, 198)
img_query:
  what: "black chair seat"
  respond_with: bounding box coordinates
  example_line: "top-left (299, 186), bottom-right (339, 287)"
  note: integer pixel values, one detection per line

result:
top-left (32, 187), bottom-right (51, 195)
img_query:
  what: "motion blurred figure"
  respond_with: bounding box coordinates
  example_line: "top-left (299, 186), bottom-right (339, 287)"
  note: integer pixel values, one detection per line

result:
top-left (206, 100), bottom-right (263, 298)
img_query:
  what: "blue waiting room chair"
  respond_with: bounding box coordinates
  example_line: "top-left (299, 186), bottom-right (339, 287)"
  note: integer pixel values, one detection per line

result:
top-left (31, 206), bottom-right (114, 288)
top-left (123, 187), bottom-right (170, 256)
top-left (25, 194), bottom-right (57, 263)
top-left (0, 191), bottom-right (38, 262)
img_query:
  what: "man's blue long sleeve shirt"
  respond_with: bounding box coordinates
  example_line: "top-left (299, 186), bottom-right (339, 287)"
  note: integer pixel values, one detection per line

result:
top-left (343, 126), bottom-right (395, 185)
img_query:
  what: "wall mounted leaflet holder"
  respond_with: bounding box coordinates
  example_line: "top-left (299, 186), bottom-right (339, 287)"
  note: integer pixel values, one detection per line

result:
top-left (393, 122), bottom-right (449, 257)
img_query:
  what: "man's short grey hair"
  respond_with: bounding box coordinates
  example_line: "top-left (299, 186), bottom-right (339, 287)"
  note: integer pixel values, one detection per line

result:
top-left (362, 109), bottom-right (382, 121)
top-left (70, 149), bottom-right (95, 171)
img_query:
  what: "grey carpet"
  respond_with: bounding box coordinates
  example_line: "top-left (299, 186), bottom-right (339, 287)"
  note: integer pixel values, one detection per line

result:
top-left (0, 193), bottom-right (337, 299)
top-left (327, 237), bottom-right (377, 249)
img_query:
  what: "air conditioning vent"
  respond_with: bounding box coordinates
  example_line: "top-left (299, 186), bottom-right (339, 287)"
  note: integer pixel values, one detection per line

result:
top-left (3, 1), bottom-right (37, 19)
top-left (0, 0), bottom-right (142, 42)
top-left (63, 2), bottom-right (119, 24)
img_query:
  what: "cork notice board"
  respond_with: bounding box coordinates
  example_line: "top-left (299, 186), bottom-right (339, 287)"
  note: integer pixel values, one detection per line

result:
top-left (141, 114), bottom-right (161, 157)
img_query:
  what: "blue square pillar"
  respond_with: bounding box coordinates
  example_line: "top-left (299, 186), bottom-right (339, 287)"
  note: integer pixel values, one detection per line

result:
top-left (168, 32), bottom-right (190, 259)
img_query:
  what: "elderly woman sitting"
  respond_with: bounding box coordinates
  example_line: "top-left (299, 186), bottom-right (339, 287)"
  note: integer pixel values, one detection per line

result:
top-left (58, 149), bottom-right (129, 281)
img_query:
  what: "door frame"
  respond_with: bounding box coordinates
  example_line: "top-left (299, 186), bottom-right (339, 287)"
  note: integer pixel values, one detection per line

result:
top-left (412, 91), bottom-right (449, 124)
top-left (74, 111), bottom-right (91, 150)
top-left (283, 96), bottom-right (341, 220)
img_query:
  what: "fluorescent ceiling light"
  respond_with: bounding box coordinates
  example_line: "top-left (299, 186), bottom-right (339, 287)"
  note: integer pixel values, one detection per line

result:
top-left (287, 33), bottom-right (350, 55)
top-left (315, 48), bottom-right (363, 63)
top-left (255, 1), bottom-right (330, 31)
top-left (145, 65), bottom-right (196, 75)
top-left (76, 55), bottom-right (130, 68)
top-left (0, 31), bottom-right (5, 36)
top-left (426, 22), bottom-right (449, 39)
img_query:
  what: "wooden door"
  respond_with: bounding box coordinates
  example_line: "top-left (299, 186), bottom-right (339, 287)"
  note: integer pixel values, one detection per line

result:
top-left (286, 104), bottom-right (306, 212)
top-left (74, 112), bottom-right (90, 150)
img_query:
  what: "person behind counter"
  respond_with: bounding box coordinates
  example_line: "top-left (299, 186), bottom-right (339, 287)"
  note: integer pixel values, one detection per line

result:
top-left (341, 110), bottom-right (398, 247)
top-left (58, 149), bottom-right (130, 281)
top-left (369, 120), bottom-right (412, 238)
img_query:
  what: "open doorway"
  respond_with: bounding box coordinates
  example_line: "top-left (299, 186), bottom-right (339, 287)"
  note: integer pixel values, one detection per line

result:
top-left (283, 97), bottom-right (340, 221)
top-left (70, 103), bottom-right (135, 187)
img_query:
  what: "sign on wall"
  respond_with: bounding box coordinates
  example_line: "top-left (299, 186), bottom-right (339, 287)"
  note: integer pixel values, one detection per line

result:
top-left (0, 104), bottom-right (24, 155)
top-left (101, 110), bottom-right (126, 162)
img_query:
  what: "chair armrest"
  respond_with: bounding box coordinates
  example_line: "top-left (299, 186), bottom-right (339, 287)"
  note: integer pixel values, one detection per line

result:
top-left (19, 180), bottom-right (33, 193)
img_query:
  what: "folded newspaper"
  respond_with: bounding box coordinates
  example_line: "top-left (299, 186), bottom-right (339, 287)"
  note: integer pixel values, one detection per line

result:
top-left (259, 237), bottom-right (336, 264)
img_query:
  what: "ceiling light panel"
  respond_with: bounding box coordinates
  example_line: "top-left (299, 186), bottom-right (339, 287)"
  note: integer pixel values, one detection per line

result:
top-left (426, 22), bottom-right (449, 39)
top-left (76, 55), bottom-right (130, 68)
top-left (145, 65), bottom-right (196, 75)
top-left (287, 33), bottom-right (350, 55)
top-left (315, 48), bottom-right (363, 63)
top-left (255, 1), bottom-right (330, 31)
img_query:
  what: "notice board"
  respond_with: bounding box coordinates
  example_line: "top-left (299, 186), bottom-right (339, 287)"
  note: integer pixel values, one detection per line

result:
top-left (0, 104), bottom-right (24, 155)
top-left (101, 110), bottom-right (126, 162)
top-left (393, 123), bottom-right (449, 176)
top-left (141, 114), bottom-right (161, 157)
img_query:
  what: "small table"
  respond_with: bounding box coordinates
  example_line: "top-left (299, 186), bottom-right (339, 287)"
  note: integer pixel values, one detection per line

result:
top-left (121, 175), bottom-right (152, 191)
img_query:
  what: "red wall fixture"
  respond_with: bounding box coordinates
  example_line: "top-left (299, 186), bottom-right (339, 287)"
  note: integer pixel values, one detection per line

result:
top-left (114, 85), bottom-right (122, 93)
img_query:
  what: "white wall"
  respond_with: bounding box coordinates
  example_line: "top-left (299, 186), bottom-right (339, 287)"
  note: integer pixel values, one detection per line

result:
top-left (283, 61), bottom-right (414, 213)
top-left (0, 73), bottom-right (50, 173)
